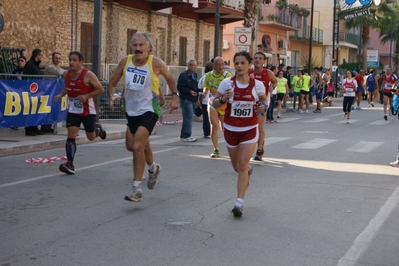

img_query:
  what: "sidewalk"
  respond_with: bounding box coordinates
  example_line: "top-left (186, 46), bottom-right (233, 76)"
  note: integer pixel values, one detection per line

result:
top-left (0, 105), bottom-right (185, 157)
top-left (0, 97), bottom-right (337, 157)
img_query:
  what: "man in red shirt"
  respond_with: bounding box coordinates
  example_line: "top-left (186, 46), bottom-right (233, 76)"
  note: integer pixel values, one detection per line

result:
top-left (250, 52), bottom-right (276, 161)
top-left (354, 69), bottom-right (365, 110)
top-left (54, 51), bottom-right (107, 174)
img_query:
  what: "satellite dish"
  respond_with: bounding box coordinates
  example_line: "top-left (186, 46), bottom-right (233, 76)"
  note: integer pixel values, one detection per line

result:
top-left (374, 0), bottom-right (381, 6)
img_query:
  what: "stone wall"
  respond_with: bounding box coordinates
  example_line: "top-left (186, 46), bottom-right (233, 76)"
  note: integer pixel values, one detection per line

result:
top-left (0, 0), bottom-right (218, 79)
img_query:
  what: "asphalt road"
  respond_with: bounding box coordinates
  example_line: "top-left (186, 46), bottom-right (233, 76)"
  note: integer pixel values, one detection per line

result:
top-left (1, 102), bottom-right (399, 266)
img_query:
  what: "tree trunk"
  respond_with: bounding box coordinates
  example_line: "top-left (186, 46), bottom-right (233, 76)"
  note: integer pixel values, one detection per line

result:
top-left (362, 25), bottom-right (370, 71)
top-left (243, 0), bottom-right (257, 55)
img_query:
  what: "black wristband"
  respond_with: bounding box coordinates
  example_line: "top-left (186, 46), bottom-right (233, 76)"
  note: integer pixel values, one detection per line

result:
top-left (171, 92), bottom-right (178, 96)
top-left (219, 96), bottom-right (225, 104)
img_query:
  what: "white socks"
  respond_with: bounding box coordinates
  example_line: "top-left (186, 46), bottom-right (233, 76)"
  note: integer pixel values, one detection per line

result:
top-left (235, 198), bottom-right (244, 208)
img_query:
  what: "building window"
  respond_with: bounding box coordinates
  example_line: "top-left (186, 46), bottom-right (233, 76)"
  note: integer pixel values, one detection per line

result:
top-left (127, 29), bottom-right (137, 55)
top-left (81, 22), bottom-right (94, 63)
top-left (179, 37), bottom-right (187, 66)
top-left (203, 40), bottom-right (210, 65)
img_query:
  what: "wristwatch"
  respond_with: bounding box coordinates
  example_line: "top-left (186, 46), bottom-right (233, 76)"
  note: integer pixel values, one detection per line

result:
top-left (171, 92), bottom-right (178, 96)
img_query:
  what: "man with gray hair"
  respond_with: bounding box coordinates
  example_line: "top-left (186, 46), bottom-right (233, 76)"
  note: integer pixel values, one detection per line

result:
top-left (177, 59), bottom-right (199, 142)
top-left (108, 31), bottom-right (179, 202)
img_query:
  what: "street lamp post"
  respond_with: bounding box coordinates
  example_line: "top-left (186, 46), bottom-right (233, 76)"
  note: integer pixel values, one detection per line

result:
top-left (308, 0), bottom-right (314, 71)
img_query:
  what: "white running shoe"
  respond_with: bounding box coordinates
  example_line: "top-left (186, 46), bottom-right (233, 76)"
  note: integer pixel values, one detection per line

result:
top-left (182, 137), bottom-right (197, 142)
top-left (305, 109), bottom-right (308, 114)
top-left (147, 163), bottom-right (161, 189)
top-left (125, 186), bottom-right (143, 202)
top-left (390, 160), bottom-right (399, 167)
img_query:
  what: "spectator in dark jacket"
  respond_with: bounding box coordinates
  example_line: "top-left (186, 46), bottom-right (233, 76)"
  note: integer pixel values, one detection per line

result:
top-left (23, 49), bottom-right (44, 136)
top-left (12, 56), bottom-right (26, 79)
top-left (177, 59), bottom-right (199, 142)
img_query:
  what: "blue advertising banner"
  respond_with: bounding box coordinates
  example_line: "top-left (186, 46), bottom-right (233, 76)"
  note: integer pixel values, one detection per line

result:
top-left (0, 78), bottom-right (67, 128)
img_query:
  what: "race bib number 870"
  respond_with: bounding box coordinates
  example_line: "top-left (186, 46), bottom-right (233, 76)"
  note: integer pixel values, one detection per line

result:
top-left (230, 101), bottom-right (254, 118)
top-left (125, 67), bottom-right (148, 91)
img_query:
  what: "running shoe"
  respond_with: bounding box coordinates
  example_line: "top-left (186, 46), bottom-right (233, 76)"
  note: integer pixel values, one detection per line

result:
top-left (305, 109), bottom-right (308, 114)
top-left (384, 115), bottom-right (388, 121)
top-left (390, 160), bottom-right (399, 167)
top-left (147, 163), bottom-right (161, 189)
top-left (277, 114), bottom-right (281, 118)
top-left (96, 122), bottom-right (107, 140)
top-left (59, 162), bottom-right (75, 175)
top-left (299, 110), bottom-right (304, 114)
top-left (232, 205), bottom-right (243, 217)
top-left (253, 149), bottom-right (264, 161)
top-left (347, 118), bottom-right (350, 124)
top-left (182, 137), bottom-right (197, 142)
top-left (124, 186), bottom-right (142, 202)
top-left (371, 102), bottom-right (374, 107)
top-left (210, 149), bottom-right (220, 158)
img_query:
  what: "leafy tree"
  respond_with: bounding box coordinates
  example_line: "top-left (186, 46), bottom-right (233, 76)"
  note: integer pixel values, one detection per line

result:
top-left (343, 0), bottom-right (395, 71)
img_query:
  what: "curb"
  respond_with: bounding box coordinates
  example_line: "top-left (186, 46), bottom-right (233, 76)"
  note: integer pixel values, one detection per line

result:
top-left (1, 131), bottom-right (126, 157)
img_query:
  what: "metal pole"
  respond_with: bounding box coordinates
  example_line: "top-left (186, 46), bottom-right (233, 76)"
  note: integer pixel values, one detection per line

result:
top-left (93, 0), bottom-right (102, 77)
top-left (358, 23), bottom-right (362, 70)
top-left (93, 0), bottom-right (102, 122)
top-left (214, 0), bottom-right (220, 58)
top-left (332, 0), bottom-right (336, 60)
top-left (389, 31), bottom-right (393, 68)
top-left (308, 0), bottom-right (314, 71)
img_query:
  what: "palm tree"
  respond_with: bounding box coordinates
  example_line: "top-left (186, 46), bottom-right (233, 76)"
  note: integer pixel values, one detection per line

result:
top-left (243, 0), bottom-right (258, 55)
top-left (344, 0), bottom-right (395, 70)
top-left (377, 2), bottom-right (399, 71)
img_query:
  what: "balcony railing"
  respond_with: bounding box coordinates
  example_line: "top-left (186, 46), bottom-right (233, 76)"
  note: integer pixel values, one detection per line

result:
top-left (207, 0), bottom-right (244, 10)
top-left (291, 26), bottom-right (323, 43)
top-left (259, 4), bottom-right (302, 29)
top-left (339, 32), bottom-right (360, 45)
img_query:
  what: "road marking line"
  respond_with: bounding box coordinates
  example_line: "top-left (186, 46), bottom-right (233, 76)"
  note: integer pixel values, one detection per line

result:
top-left (276, 118), bottom-right (301, 123)
top-left (337, 184), bottom-right (399, 266)
top-left (369, 120), bottom-right (392, 125)
top-left (264, 137), bottom-right (290, 146)
top-left (304, 118), bottom-right (329, 123)
top-left (0, 147), bottom-right (181, 189)
top-left (292, 138), bottom-right (337, 149)
top-left (346, 141), bottom-right (383, 153)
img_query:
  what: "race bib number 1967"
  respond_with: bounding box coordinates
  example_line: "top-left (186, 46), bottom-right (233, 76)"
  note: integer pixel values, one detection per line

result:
top-left (230, 101), bottom-right (253, 118)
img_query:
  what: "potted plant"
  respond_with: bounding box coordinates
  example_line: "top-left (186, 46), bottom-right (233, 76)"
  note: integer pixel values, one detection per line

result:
top-left (267, 14), bottom-right (278, 21)
top-left (276, 0), bottom-right (288, 9)
top-left (299, 7), bottom-right (310, 17)
top-left (288, 4), bottom-right (299, 13)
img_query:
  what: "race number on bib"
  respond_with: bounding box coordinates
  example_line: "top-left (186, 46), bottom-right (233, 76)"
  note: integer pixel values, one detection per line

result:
top-left (69, 97), bottom-right (83, 114)
top-left (125, 67), bottom-right (148, 91)
top-left (345, 88), bottom-right (354, 93)
top-left (230, 101), bottom-right (254, 118)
